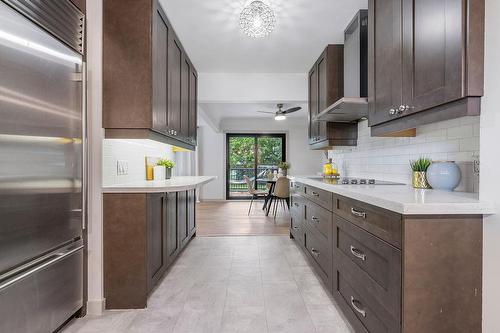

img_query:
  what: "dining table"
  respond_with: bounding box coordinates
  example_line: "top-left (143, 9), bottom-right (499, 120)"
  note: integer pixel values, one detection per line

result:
top-left (256, 177), bottom-right (278, 216)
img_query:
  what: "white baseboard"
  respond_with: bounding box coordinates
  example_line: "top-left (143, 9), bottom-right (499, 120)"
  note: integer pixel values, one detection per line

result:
top-left (86, 298), bottom-right (106, 315)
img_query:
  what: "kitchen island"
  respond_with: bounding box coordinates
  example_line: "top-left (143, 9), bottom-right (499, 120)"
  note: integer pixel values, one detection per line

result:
top-left (288, 176), bottom-right (493, 333)
top-left (102, 176), bottom-right (215, 309)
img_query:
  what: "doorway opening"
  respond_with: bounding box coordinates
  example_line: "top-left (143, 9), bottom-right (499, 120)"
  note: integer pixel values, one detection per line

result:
top-left (226, 133), bottom-right (286, 200)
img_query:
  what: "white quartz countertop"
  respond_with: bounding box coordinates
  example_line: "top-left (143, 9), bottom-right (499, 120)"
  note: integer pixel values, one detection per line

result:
top-left (290, 176), bottom-right (495, 215)
top-left (102, 176), bottom-right (216, 193)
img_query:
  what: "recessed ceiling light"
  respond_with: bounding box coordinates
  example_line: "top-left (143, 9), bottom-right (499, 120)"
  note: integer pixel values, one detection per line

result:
top-left (239, 1), bottom-right (276, 38)
top-left (274, 115), bottom-right (286, 121)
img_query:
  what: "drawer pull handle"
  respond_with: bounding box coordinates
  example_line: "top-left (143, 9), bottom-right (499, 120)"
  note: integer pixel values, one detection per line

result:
top-left (295, 185), bottom-right (300, 189)
top-left (351, 208), bottom-right (366, 219)
top-left (311, 191), bottom-right (320, 196)
top-left (350, 296), bottom-right (366, 317)
top-left (292, 226), bottom-right (300, 231)
top-left (294, 202), bottom-right (299, 207)
top-left (311, 216), bottom-right (319, 223)
top-left (350, 246), bottom-right (366, 261)
top-left (311, 248), bottom-right (320, 257)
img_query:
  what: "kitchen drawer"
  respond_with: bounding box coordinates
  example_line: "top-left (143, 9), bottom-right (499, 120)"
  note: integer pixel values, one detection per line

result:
top-left (335, 216), bottom-right (401, 319)
top-left (290, 193), bottom-right (304, 219)
top-left (304, 226), bottom-right (332, 287)
top-left (290, 181), bottom-right (305, 195)
top-left (303, 184), bottom-right (333, 211)
top-left (335, 269), bottom-right (400, 333)
top-left (334, 195), bottom-right (402, 248)
top-left (304, 199), bottom-right (333, 244)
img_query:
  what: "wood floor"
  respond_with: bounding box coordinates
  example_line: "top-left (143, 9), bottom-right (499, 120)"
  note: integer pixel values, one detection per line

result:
top-left (196, 200), bottom-right (290, 236)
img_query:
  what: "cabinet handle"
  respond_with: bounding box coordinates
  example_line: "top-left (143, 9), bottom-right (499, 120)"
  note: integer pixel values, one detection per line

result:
top-left (311, 191), bottom-right (320, 197)
top-left (292, 226), bottom-right (300, 231)
top-left (311, 248), bottom-right (320, 257)
top-left (350, 246), bottom-right (366, 261)
top-left (294, 202), bottom-right (299, 207)
top-left (294, 185), bottom-right (300, 189)
top-left (350, 296), bottom-right (366, 317)
top-left (389, 108), bottom-right (397, 115)
top-left (311, 216), bottom-right (319, 223)
top-left (351, 208), bottom-right (366, 219)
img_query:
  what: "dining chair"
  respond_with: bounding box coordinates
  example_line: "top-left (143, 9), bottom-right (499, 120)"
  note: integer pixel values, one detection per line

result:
top-left (271, 176), bottom-right (290, 220)
top-left (244, 175), bottom-right (268, 215)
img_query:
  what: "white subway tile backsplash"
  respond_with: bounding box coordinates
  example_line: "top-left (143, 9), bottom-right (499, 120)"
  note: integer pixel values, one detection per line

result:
top-left (102, 139), bottom-right (176, 186)
top-left (329, 118), bottom-right (480, 191)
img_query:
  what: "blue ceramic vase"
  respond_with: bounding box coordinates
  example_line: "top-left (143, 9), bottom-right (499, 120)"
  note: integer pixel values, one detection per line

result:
top-left (426, 161), bottom-right (461, 191)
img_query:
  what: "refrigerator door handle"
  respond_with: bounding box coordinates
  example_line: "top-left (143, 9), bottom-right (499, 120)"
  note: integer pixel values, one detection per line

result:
top-left (81, 61), bottom-right (87, 230)
top-left (0, 245), bottom-right (84, 292)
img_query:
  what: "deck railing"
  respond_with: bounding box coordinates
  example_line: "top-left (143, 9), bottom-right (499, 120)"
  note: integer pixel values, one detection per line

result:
top-left (228, 166), bottom-right (277, 192)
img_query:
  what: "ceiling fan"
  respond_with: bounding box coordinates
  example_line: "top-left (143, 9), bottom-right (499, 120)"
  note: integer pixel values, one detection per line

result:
top-left (257, 103), bottom-right (302, 121)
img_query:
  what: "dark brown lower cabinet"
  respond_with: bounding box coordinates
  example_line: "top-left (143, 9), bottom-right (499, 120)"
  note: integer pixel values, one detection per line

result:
top-left (290, 181), bottom-right (483, 333)
top-left (147, 193), bottom-right (168, 290)
top-left (166, 192), bottom-right (179, 265)
top-left (188, 189), bottom-right (196, 235)
top-left (103, 190), bottom-right (197, 309)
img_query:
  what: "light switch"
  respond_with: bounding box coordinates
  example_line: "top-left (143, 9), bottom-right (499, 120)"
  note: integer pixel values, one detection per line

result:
top-left (117, 160), bottom-right (128, 175)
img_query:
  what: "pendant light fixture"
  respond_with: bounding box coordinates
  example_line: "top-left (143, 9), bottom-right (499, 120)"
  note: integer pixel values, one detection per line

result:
top-left (239, 1), bottom-right (276, 38)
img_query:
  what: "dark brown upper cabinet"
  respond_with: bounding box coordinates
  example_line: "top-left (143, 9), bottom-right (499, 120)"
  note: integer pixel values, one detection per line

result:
top-left (309, 45), bottom-right (358, 149)
top-left (103, 0), bottom-right (198, 150)
top-left (368, 0), bottom-right (484, 137)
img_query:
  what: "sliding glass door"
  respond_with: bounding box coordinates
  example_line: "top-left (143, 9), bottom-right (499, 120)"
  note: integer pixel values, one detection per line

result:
top-left (226, 133), bottom-right (286, 200)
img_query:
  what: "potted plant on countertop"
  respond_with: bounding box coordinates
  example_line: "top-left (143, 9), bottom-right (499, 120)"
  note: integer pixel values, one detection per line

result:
top-left (157, 159), bottom-right (175, 179)
top-left (278, 161), bottom-right (290, 177)
top-left (410, 157), bottom-right (432, 189)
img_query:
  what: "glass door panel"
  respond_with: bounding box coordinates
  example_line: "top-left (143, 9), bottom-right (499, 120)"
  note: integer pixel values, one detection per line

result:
top-left (256, 136), bottom-right (285, 191)
top-left (227, 135), bottom-right (256, 199)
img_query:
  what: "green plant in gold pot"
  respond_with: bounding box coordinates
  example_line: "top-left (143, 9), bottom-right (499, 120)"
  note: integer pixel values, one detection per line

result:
top-left (278, 161), bottom-right (290, 176)
top-left (410, 157), bottom-right (432, 189)
top-left (157, 159), bottom-right (175, 179)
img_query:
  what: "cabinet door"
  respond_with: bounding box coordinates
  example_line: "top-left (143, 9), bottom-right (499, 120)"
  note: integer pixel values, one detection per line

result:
top-left (188, 69), bottom-right (198, 145)
top-left (178, 191), bottom-right (189, 248)
top-left (180, 57), bottom-right (190, 140)
top-left (147, 193), bottom-right (167, 289)
top-left (188, 189), bottom-right (196, 235)
top-left (368, 0), bottom-right (403, 126)
top-left (166, 192), bottom-right (179, 265)
top-left (401, 0), bottom-right (464, 114)
top-left (308, 65), bottom-right (319, 143)
top-left (317, 53), bottom-right (328, 142)
top-left (168, 33), bottom-right (182, 137)
top-left (152, 10), bottom-right (168, 133)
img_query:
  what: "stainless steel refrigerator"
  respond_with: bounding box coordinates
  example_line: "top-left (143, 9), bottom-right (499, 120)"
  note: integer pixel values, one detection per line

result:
top-left (0, 1), bottom-right (86, 332)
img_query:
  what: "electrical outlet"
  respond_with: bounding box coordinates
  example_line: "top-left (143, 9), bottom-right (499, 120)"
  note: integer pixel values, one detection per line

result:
top-left (117, 160), bottom-right (128, 175)
top-left (472, 153), bottom-right (480, 176)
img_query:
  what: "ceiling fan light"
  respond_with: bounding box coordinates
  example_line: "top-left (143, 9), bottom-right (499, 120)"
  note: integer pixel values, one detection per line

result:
top-left (274, 115), bottom-right (286, 121)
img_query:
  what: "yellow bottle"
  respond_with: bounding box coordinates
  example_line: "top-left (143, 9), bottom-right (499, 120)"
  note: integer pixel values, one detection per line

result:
top-left (323, 158), bottom-right (339, 177)
top-left (323, 158), bottom-right (333, 176)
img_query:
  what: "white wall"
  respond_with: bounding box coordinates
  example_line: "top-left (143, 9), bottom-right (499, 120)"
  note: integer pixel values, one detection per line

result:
top-left (198, 117), bottom-right (325, 200)
top-left (481, 0), bottom-right (500, 330)
top-left (328, 117), bottom-right (480, 191)
top-left (102, 139), bottom-right (175, 186)
top-left (198, 73), bottom-right (308, 103)
top-left (198, 125), bottom-right (225, 200)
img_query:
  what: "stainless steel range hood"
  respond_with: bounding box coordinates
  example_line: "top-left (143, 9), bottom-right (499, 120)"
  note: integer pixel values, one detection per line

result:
top-left (315, 10), bottom-right (368, 122)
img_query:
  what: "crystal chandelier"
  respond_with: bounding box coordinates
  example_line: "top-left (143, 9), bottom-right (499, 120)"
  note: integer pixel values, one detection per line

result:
top-left (239, 1), bottom-right (276, 38)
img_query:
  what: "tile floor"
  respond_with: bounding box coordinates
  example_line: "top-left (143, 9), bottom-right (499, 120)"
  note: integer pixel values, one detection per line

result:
top-left (63, 236), bottom-right (353, 333)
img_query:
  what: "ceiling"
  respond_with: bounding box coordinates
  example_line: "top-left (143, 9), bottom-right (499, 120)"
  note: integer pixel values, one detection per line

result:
top-left (200, 102), bottom-right (308, 126)
top-left (159, 0), bottom-right (368, 73)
